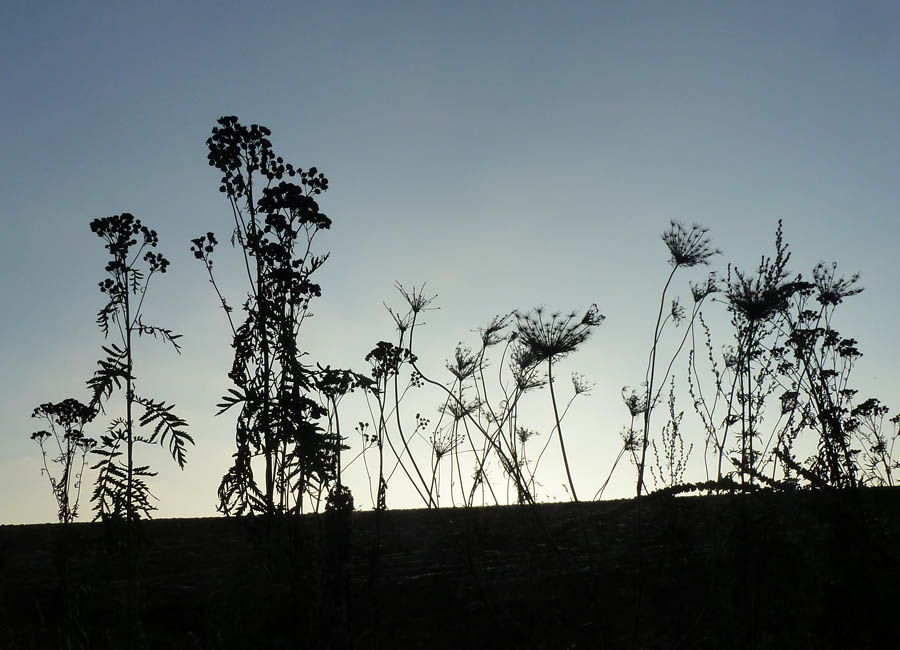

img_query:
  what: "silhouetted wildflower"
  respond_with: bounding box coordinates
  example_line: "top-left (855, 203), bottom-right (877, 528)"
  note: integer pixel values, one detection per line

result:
top-left (813, 262), bottom-right (862, 306)
top-left (690, 273), bottom-right (719, 302)
top-left (571, 373), bottom-right (594, 395)
top-left (440, 396), bottom-right (480, 421)
top-left (621, 427), bottom-right (641, 453)
top-left (622, 385), bottom-right (649, 417)
top-left (510, 346), bottom-right (546, 392)
top-left (662, 221), bottom-right (720, 267)
top-left (514, 304), bottom-right (604, 364)
top-left (478, 314), bottom-right (512, 347)
top-left (446, 344), bottom-right (478, 381)
top-left (670, 297), bottom-right (685, 326)
top-left (431, 434), bottom-right (456, 460)
top-left (516, 427), bottom-right (540, 445)
top-left (365, 341), bottom-right (415, 383)
top-left (30, 399), bottom-right (98, 523)
top-left (396, 282), bottom-right (437, 315)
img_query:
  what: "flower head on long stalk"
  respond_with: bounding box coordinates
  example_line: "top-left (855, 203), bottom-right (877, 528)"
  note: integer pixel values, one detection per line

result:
top-left (690, 273), bottom-right (719, 303)
top-left (446, 344), bottom-right (479, 381)
top-left (510, 346), bottom-right (546, 392)
top-left (514, 304), bottom-right (604, 364)
top-left (478, 314), bottom-right (512, 347)
top-left (813, 262), bottom-right (862, 306)
top-left (622, 384), bottom-right (650, 417)
top-left (662, 221), bottom-right (720, 268)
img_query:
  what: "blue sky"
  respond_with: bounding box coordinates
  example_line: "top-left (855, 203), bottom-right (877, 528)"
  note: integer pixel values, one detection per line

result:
top-left (2, 1), bottom-right (898, 523)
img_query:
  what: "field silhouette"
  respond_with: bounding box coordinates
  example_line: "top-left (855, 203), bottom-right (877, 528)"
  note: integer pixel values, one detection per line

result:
top-left (3, 487), bottom-right (899, 649)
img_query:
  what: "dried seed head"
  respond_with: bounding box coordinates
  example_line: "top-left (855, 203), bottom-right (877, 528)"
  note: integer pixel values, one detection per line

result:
top-left (662, 221), bottom-right (719, 268)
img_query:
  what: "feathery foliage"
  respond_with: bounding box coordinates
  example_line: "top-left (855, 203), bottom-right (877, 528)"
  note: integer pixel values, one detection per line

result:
top-left (197, 116), bottom-right (359, 516)
top-left (87, 213), bottom-right (192, 522)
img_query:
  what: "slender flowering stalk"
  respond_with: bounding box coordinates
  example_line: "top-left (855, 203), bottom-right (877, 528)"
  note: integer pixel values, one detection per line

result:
top-left (636, 221), bottom-right (718, 496)
top-left (29, 399), bottom-right (97, 524)
top-left (514, 305), bottom-right (604, 501)
top-left (87, 213), bottom-right (191, 523)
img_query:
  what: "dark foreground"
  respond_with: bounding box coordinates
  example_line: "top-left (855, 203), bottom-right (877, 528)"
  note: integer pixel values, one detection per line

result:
top-left (2, 488), bottom-right (899, 649)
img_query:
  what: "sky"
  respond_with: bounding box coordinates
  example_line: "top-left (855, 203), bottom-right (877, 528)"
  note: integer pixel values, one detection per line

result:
top-left (2, 1), bottom-right (899, 524)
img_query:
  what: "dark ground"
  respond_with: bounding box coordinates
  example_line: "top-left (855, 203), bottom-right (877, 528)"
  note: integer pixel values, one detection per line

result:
top-left (2, 487), bottom-right (899, 649)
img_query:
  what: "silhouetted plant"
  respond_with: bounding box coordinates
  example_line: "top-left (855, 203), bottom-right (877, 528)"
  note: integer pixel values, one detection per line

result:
top-left (367, 284), bottom-right (440, 508)
top-left (527, 371), bottom-right (594, 496)
top-left (359, 299), bottom-right (537, 506)
top-left (513, 305), bottom-right (603, 501)
top-left (197, 116), bottom-right (341, 516)
top-left (720, 220), bottom-right (798, 485)
top-left (683, 223), bottom-right (896, 495)
top-left (772, 261), bottom-right (878, 488)
top-left (28, 400), bottom-right (97, 647)
top-left (30, 399), bottom-right (97, 524)
top-left (356, 283), bottom-right (559, 510)
top-left (514, 426), bottom-right (540, 496)
top-left (592, 387), bottom-right (646, 500)
top-left (363, 339), bottom-right (428, 509)
top-left (427, 414), bottom-right (457, 506)
top-left (316, 365), bottom-right (369, 513)
top-left (849, 398), bottom-right (900, 486)
top-left (437, 314), bottom-right (536, 505)
top-left (441, 344), bottom-right (483, 505)
top-left (635, 221), bottom-right (718, 496)
top-left (383, 299), bottom-right (600, 507)
top-left (649, 379), bottom-right (693, 490)
top-left (687, 313), bottom-right (730, 484)
top-left (87, 213), bottom-right (191, 523)
top-left (78, 213), bottom-right (191, 649)
top-left (683, 224), bottom-right (809, 488)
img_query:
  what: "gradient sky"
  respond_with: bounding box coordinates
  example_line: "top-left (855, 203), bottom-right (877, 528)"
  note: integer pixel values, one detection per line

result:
top-left (2, 1), bottom-right (899, 523)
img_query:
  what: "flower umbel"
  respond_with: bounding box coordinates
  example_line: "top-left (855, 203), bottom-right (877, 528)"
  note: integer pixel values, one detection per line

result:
top-left (662, 221), bottom-right (720, 268)
top-left (514, 304), bottom-right (604, 364)
top-left (622, 385), bottom-right (649, 417)
top-left (690, 273), bottom-right (719, 303)
top-left (813, 262), bottom-right (862, 306)
top-left (446, 344), bottom-right (479, 381)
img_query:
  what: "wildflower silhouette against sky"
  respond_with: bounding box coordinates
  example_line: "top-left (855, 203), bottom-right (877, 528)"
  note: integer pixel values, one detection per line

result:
top-left (662, 221), bottom-right (720, 269)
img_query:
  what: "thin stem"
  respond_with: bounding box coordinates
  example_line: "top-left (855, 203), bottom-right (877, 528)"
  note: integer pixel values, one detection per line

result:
top-left (123, 266), bottom-right (134, 522)
top-left (548, 357), bottom-right (578, 501)
top-left (637, 264), bottom-right (679, 496)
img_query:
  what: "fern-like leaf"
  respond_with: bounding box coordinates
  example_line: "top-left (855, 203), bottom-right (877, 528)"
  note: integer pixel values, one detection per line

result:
top-left (216, 388), bottom-right (246, 415)
top-left (133, 316), bottom-right (183, 353)
top-left (87, 355), bottom-right (131, 408)
top-left (135, 396), bottom-right (193, 469)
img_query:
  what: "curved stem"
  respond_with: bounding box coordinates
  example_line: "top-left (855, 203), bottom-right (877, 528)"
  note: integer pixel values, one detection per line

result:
top-left (411, 359), bottom-right (534, 505)
top-left (637, 264), bottom-right (679, 496)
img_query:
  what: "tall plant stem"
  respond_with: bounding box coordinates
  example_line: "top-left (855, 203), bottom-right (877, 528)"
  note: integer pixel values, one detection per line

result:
top-left (244, 172), bottom-right (276, 515)
top-left (333, 398), bottom-right (343, 487)
top-left (121, 265), bottom-right (142, 646)
top-left (412, 359), bottom-right (534, 505)
top-left (745, 330), bottom-right (754, 484)
top-left (637, 265), bottom-right (679, 496)
top-left (453, 383), bottom-right (468, 506)
top-left (547, 357), bottom-right (578, 501)
top-left (392, 365), bottom-right (435, 507)
top-left (123, 267), bottom-right (134, 523)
